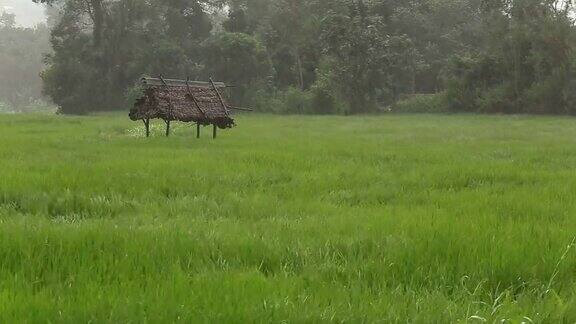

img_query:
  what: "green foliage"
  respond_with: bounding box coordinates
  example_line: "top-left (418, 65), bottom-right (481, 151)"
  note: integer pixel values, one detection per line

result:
top-left (392, 93), bottom-right (448, 114)
top-left (201, 32), bottom-right (273, 106)
top-left (276, 87), bottom-right (312, 114)
top-left (308, 60), bottom-right (349, 114)
top-left (476, 85), bottom-right (516, 114)
top-left (239, 86), bottom-right (272, 112)
top-left (444, 0), bottom-right (576, 114)
top-left (3, 114), bottom-right (576, 320)
top-left (319, 1), bottom-right (393, 113)
top-left (41, 0), bottom-right (215, 114)
top-left (124, 84), bottom-right (145, 109)
top-left (308, 84), bottom-right (344, 115)
top-left (252, 83), bottom-right (348, 115)
top-left (31, 0), bottom-right (576, 115)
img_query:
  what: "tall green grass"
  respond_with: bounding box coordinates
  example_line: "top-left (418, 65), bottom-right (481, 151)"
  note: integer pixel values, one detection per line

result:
top-left (1, 113), bottom-right (576, 322)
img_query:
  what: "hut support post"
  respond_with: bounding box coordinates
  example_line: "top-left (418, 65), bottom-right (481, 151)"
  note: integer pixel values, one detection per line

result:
top-left (143, 118), bottom-right (150, 138)
top-left (165, 120), bottom-right (171, 137)
top-left (196, 123), bottom-right (201, 139)
top-left (213, 124), bottom-right (217, 139)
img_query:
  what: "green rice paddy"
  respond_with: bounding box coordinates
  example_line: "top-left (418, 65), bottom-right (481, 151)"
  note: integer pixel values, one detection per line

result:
top-left (1, 113), bottom-right (576, 322)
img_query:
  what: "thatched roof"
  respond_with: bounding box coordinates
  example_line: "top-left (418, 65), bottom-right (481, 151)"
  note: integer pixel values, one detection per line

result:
top-left (129, 78), bottom-right (235, 129)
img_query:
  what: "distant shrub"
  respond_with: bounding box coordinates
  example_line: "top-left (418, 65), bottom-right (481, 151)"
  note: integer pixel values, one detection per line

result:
top-left (391, 93), bottom-right (448, 113)
top-left (308, 75), bottom-right (349, 114)
top-left (0, 99), bottom-right (56, 114)
top-left (271, 85), bottom-right (349, 115)
top-left (475, 85), bottom-right (515, 114)
top-left (277, 87), bottom-right (312, 114)
top-left (250, 87), bottom-right (316, 115)
top-left (240, 81), bottom-right (279, 113)
top-left (309, 87), bottom-right (338, 114)
top-left (523, 71), bottom-right (569, 114)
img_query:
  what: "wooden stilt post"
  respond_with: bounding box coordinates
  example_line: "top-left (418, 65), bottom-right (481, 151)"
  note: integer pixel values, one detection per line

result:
top-left (213, 124), bottom-right (217, 139)
top-left (144, 118), bottom-right (150, 138)
top-left (196, 123), bottom-right (201, 139)
top-left (165, 120), bottom-right (171, 137)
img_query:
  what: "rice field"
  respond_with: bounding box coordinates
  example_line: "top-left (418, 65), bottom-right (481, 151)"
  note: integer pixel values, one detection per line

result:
top-left (1, 113), bottom-right (576, 322)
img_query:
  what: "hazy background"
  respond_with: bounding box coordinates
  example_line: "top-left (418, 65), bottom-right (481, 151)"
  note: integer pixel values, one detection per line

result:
top-left (0, 0), bottom-right (50, 113)
top-left (0, 0), bottom-right (45, 27)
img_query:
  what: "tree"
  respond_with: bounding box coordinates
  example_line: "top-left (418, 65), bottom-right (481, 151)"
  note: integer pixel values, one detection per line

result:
top-left (34, 0), bottom-right (105, 46)
top-left (38, 0), bottom-right (217, 113)
top-left (317, 0), bottom-right (419, 113)
top-left (201, 32), bottom-right (273, 105)
top-left (33, 0), bottom-right (576, 115)
top-left (445, 0), bottom-right (576, 114)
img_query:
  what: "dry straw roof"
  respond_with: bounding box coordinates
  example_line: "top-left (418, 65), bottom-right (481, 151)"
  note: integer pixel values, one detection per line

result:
top-left (129, 77), bottom-right (235, 129)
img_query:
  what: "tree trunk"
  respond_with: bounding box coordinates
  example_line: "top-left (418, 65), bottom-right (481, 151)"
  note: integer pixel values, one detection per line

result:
top-left (289, 0), bottom-right (304, 90)
top-left (295, 47), bottom-right (305, 90)
top-left (89, 0), bottom-right (105, 47)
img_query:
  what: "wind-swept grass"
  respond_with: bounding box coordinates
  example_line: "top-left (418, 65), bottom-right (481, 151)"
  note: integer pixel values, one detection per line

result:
top-left (1, 113), bottom-right (576, 322)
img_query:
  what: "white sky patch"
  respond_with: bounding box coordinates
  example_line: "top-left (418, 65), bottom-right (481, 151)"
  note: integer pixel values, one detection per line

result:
top-left (0, 0), bottom-right (46, 27)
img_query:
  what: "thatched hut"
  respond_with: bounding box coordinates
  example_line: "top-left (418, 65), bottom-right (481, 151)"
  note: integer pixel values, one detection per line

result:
top-left (129, 77), bottom-right (244, 138)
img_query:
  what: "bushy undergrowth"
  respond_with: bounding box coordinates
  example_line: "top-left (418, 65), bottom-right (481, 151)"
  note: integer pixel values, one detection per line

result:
top-left (249, 86), bottom-right (347, 115)
top-left (391, 93), bottom-right (448, 113)
top-left (0, 100), bottom-right (56, 114)
top-left (1, 114), bottom-right (576, 321)
top-left (0, 102), bottom-right (11, 113)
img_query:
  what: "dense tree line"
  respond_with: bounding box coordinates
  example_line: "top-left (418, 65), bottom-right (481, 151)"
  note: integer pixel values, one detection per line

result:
top-left (31, 0), bottom-right (576, 115)
top-left (0, 12), bottom-right (50, 111)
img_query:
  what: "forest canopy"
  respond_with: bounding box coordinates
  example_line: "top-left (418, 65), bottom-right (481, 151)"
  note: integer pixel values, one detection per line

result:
top-left (25, 0), bottom-right (576, 115)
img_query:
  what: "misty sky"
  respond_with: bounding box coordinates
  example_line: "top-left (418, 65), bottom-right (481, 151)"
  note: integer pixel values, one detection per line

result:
top-left (0, 0), bottom-right (46, 27)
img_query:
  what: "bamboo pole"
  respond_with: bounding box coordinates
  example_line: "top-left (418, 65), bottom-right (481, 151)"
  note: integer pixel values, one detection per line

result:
top-left (186, 77), bottom-right (207, 117)
top-left (165, 120), bottom-right (171, 137)
top-left (143, 118), bottom-right (150, 138)
top-left (209, 77), bottom-right (230, 117)
top-left (227, 106), bottom-right (253, 112)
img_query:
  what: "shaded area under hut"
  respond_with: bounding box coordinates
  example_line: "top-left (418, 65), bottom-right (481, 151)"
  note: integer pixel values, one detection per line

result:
top-left (129, 77), bottom-right (248, 138)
